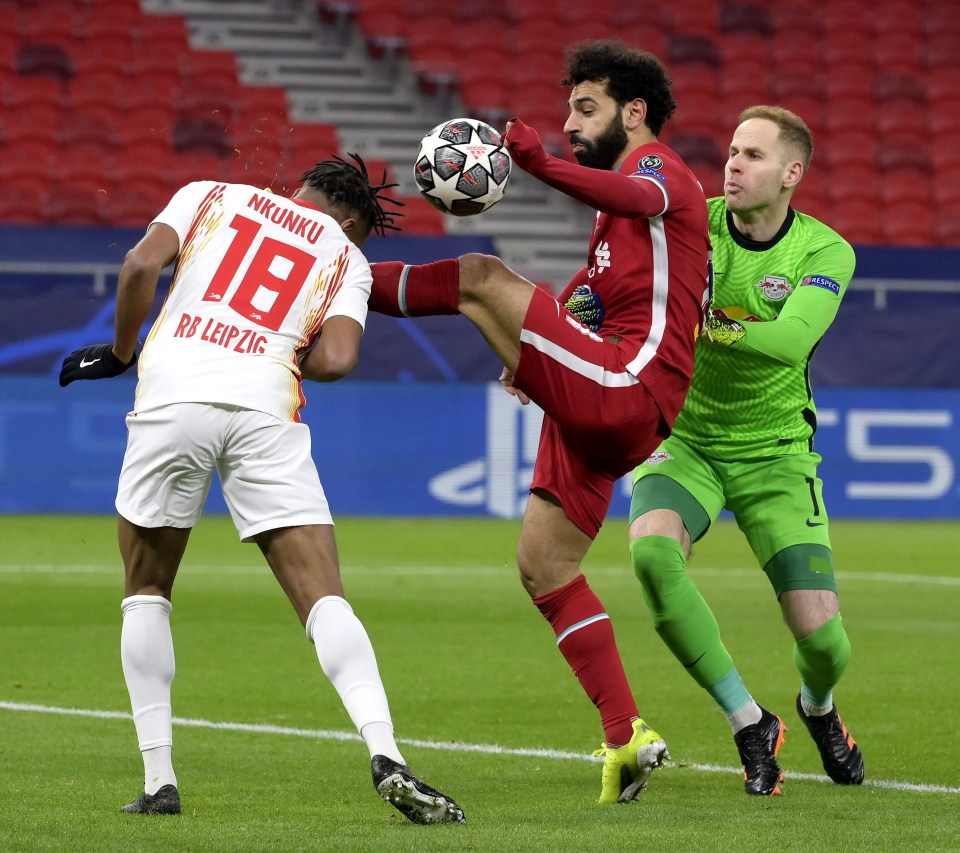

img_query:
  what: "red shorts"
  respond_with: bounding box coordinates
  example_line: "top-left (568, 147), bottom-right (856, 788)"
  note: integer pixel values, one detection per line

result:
top-left (514, 287), bottom-right (670, 538)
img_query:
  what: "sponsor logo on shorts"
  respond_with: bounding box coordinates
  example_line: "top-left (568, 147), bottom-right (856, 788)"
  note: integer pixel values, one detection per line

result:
top-left (754, 275), bottom-right (794, 301)
top-left (645, 451), bottom-right (673, 465)
top-left (801, 274), bottom-right (841, 295)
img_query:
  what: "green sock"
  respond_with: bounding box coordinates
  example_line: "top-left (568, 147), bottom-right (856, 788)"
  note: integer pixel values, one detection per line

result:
top-left (631, 535), bottom-right (736, 691)
top-left (794, 613), bottom-right (851, 707)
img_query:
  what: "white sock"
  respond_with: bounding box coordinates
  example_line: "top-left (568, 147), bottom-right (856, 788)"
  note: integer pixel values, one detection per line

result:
top-left (801, 693), bottom-right (834, 717)
top-left (305, 596), bottom-right (404, 764)
top-left (121, 595), bottom-right (178, 794)
top-left (360, 721), bottom-right (404, 764)
top-left (727, 699), bottom-right (763, 734)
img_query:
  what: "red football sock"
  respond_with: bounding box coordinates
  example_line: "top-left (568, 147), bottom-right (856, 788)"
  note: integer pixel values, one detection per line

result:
top-left (368, 259), bottom-right (461, 317)
top-left (533, 574), bottom-right (638, 746)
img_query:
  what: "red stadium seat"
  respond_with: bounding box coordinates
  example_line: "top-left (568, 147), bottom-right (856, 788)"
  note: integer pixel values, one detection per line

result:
top-left (46, 186), bottom-right (110, 226)
top-left (18, 4), bottom-right (82, 50)
top-left (0, 182), bottom-right (50, 225)
top-left (172, 114), bottom-right (234, 157)
top-left (459, 77), bottom-right (511, 126)
top-left (59, 145), bottom-right (114, 185)
top-left (878, 171), bottom-right (931, 208)
top-left (6, 74), bottom-right (66, 121)
top-left (822, 61), bottom-right (874, 101)
top-left (231, 129), bottom-right (285, 171)
top-left (933, 214), bottom-right (960, 246)
top-left (822, 99), bottom-right (874, 145)
top-left (15, 42), bottom-right (76, 82)
top-left (667, 34), bottom-right (722, 69)
top-left (831, 198), bottom-right (883, 245)
top-left (114, 123), bottom-right (175, 159)
top-left (871, 31), bottom-right (922, 76)
top-left (922, 31), bottom-right (960, 71)
top-left (826, 163), bottom-right (879, 206)
top-left (393, 197), bottom-right (446, 235)
top-left (177, 83), bottom-right (240, 125)
top-left (876, 141), bottom-right (928, 173)
top-left (561, 5), bottom-right (617, 39)
top-left (66, 68), bottom-right (128, 116)
top-left (284, 123), bottom-right (341, 165)
top-left (59, 113), bottom-right (119, 154)
top-left (664, 0), bottom-right (721, 39)
top-left (112, 144), bottom-right (172, 182)
top-left (127, 53), bottom-right (183, 94)
top-left (139, 14), bottom-right (191, 58)
top-left (510, 12), bottom-right (567, 53)
top-left (2, 110), bottom-right (63, 152)
top-left (180, 50), bottom-right (239, 90)
top-left (237, 86), bottom-right (291, 128)
top-left (169, 152), bottom-right (230, 186)
top-left (719, 2), bottom-right (774, 37)
top-left (874, 102), bottom-right (928, 149)
top-left (101, 190), bottom-right (166, 228)
top-left (881, 203), bottom-right (935, 246)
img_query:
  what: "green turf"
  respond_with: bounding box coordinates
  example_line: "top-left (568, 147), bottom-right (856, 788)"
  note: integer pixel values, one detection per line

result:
top-left (1, 515), bottom-right (958, 852)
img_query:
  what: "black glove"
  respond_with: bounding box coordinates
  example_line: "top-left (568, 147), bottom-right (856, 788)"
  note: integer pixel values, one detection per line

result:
top-left (59, 344), bottom-right (137, 387)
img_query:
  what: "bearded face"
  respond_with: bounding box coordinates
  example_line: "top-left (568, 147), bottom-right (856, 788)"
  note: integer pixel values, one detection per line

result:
top-left (570, 111), bottom-right (629, 170)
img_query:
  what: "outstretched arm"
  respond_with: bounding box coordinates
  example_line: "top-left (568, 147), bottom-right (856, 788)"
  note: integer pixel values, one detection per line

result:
top-left (59, 222), bottom-right (179, 387)
top-left (113, 223), bottom-right (180, 363)
top-left (505, 119), bottom-right (668, 217)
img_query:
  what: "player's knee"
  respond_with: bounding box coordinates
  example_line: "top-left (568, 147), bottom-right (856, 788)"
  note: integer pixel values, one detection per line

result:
top-left (458, 252), bottom-right (510, 300)
top-left (794, 613), bottom-right (851, 682)
top-left (630, 535), bottom-right (687, 614)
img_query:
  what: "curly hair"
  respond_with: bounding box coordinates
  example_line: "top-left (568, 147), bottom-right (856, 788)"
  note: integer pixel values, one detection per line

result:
top-left (300, 153), bottom-right (404, 237)
top-left (561, 40), bottom-right (676, 136)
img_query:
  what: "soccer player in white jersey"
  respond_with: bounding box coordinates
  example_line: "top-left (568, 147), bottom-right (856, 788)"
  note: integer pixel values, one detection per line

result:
top-left (58, 156), bottom-right (465, 825)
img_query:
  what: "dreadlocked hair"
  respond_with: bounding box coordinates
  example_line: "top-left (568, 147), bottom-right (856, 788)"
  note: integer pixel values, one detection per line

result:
top-left (299, 153), bottom-right (404, 237)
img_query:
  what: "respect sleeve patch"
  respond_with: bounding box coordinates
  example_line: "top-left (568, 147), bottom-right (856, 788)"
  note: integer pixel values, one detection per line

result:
top-left (800, 275), bottom-right (841, 295)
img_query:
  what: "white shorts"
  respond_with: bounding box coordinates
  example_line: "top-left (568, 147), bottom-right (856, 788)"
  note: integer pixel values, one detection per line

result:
top-left (116, 403), bottom-right (333, 541)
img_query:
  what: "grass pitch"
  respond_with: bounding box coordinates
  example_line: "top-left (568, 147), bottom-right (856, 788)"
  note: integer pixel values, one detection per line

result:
top-left (1, 515), bottom-right (958, 852)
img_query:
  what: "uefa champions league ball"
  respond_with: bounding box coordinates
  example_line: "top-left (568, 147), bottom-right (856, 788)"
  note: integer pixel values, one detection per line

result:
top-left (413, 117), bottom-right (512, 216)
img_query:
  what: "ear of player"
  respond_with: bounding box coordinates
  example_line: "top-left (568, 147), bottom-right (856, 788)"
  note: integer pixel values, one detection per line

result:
top-left (414, 117), bottom-right (512, 216)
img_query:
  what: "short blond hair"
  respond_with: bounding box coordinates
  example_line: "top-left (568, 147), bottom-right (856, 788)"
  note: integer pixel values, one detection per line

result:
top-left (739, 105), bottom-right (813, 170)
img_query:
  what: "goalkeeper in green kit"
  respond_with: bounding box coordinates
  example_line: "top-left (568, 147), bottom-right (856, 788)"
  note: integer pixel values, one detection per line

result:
top-left (630, 106), bottom-right (864, 796)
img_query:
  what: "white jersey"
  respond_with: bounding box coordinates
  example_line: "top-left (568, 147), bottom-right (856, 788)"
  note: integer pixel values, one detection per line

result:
top-left (134, 181), bottom-right (372, 421)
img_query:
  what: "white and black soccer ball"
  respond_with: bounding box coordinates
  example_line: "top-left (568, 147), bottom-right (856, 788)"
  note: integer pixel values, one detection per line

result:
top-left (414, 117), bottom-right (512, 216)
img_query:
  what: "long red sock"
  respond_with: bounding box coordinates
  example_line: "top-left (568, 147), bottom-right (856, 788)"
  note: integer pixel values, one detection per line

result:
top-left (368, 259), bottom-right (461, 317)
top-left (533, 574), bottom-right (638, 746)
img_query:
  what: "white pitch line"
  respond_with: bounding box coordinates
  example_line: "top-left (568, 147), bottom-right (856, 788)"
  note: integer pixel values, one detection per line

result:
top-left (1, 701), bottom-right (957, 795)
top-left (1, 564), bottom-right (959, 586)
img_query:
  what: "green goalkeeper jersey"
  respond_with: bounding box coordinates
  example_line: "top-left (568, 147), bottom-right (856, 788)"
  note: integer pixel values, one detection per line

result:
top-left (671, 198), bottom-right (855, 458)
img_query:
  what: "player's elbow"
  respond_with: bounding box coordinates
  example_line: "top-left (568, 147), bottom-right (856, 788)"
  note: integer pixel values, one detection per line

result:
top-left (122, 246), bottom-right (166, 280)
top-left (300, 346), bottom-right (359, 382)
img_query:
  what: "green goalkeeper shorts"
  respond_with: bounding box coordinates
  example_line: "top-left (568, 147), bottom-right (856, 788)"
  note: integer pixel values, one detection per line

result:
top-left (630, 434), bottom-right (837, 596)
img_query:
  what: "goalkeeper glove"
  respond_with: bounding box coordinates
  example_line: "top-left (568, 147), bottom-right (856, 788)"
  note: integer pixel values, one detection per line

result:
top-left (702, 313), bottom-right (746, 347)
top-left (59, 344), bottom-right (137, 387)
top-left (564, 284), bottom-right (605, 333)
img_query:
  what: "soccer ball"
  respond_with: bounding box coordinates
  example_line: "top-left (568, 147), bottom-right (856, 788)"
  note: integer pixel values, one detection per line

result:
top-left (414, 117), bottom-right (512, 216)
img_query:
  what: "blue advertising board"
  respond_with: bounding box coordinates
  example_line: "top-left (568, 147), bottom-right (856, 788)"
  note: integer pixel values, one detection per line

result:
top-left (1, 378), bottom-right (957, 520)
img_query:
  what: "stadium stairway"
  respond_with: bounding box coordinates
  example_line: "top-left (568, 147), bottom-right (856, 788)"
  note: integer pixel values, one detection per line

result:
top-left (143, 0), bottom-right (592, 289)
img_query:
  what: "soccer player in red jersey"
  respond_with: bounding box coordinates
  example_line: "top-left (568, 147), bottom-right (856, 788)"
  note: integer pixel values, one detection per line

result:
top-left (370, 40), bottom-right (712, 802)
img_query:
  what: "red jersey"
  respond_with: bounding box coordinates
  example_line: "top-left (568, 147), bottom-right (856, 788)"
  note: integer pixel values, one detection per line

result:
top-left (507, 122), bottom-right (712, 427)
